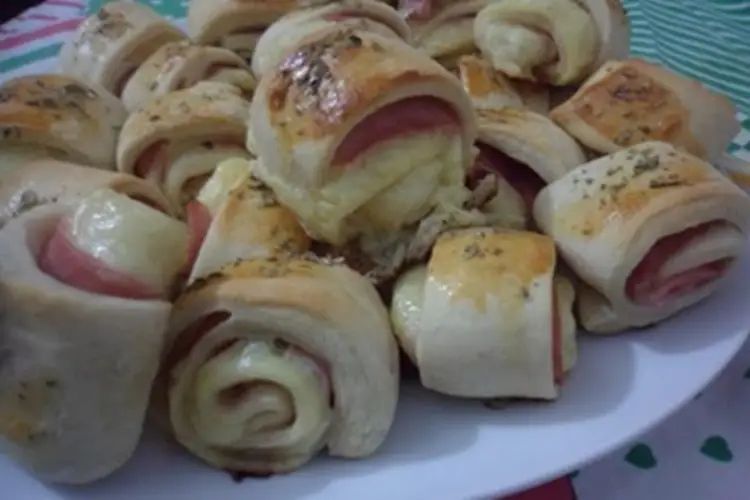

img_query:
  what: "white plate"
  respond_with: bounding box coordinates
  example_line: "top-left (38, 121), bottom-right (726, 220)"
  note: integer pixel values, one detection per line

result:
top-left (2, 253), bottom-right (749, 500)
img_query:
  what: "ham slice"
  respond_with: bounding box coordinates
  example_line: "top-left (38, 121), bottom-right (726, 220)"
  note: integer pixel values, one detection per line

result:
top-left (471, 143), bottom-right (546, 212)
top-left (552, 287), bottom-right (562, 384)
top-left (399, 0), bottom-right (434, 20)
top-left (134, 139), bottom-right (246, 182)
top-left (38, 219), bottom-right (160, 300)
top-left (331, 96), bottom-right (460, 167)
top-left (626, 221), bottom-right (734, 307)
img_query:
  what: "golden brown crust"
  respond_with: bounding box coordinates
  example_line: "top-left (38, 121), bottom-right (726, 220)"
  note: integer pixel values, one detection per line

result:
top-left (429, 227), bottom-right (555, 310)
top-left (121, 41), bottom-right (252, 111)
top-left (0, 75), bottom-right (126, 169)
top-left (59, 1), bottom-right (186, 95)
top-left (549, 59), bottom-right (739, 161)
top-left (539, 142), bottom-right (734, 241)
top-left (262, 28), bottom-right (464, 144)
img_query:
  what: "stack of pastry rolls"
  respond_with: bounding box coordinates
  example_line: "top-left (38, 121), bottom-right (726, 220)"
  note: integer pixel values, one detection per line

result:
top-left (1, 0), bottom-right (749, 489)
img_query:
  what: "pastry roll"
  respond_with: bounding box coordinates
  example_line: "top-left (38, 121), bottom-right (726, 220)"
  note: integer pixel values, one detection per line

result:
top-left (252, 0), bottom-right (410, 78)
top-left (117, 82), bottom-right (251, 214)
top-left (0, 190), bottom-right (188, 483)
top-left (187, 0), bottom-right (332, 64)
top-left (0, 75), bottom-right (126, 173)
top-left (474, 0), bottom-right (599, 85)
top-left (534, 141), bottom-right (750, 333)
top-left (59, 1), bottom-right (186, 97)
top-left (549, 59), bottom-right (740, 163)
top-left (160, 257), bottom-right (399, 474)
top-left (188, 158), bottom-right (311, 282)
top-left (407, 0), bottom-right (489, 68)
top-left (390, 228), bottom-right (575, 399)
top-left (0, 159), bottom-right (172, 228)
top-left (457, 55), bottom-right (549, 113)
top-left (470, 107), bottom-right (587, 214)
top-left (250, 28), bottom-right (477, 252)
top-left (121, 41), bottom-right (256, 112)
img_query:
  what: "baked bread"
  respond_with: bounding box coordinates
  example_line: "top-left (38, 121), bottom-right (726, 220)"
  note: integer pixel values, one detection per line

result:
top-left (0, 159), bottom-right (172, 228)
top-left (121, 41), bottom-right (255, 112)
top-left (407, 0), bottom-right (489, 69)
top-left (59, 1), bottom-right (186, 97)
top-left (117, 82), bottom-right (251, 214)
top-left (158, 257), bottom-right (399, 474)
top-left (0, 75), bottom-right (126, 173)
top-left (187, 0), bottom-right (332, 63)
top-left (188, 158), bottom-right (311, 283)
top-left (471, 107), bottom-right (587, 214)
top-left (390, 227), bottom-right (576, 399)
top-left (534, 141), bottom-right (750, 333)
top-left (252, 0), bottom-right (410, 78)
top-left (474, 0), bottom-right (599, 85)
top-left (250, 28), bottom-right (477, 252)
top-left (549, 58), bottom-right (740, 162)
top-left (0, 190), bottom-right (188, 483)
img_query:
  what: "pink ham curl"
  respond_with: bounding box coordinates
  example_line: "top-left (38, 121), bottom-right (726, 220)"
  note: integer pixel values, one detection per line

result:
top-left (38, 200), bottom-right (211, 301)
top-left (398, 0), bottom-right (433, 20)
top-left (331, 96), bottom-right (460, 167)
top-left (469, 143), bottom-right (546, 214)
top-left (38, 219), bottom-right (162, 300)
top-left (626, 221), bottom-right (734, 307)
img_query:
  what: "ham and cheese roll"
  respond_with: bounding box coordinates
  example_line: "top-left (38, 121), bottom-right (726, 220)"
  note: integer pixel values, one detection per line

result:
top-left (117, 82), bottom-right (251, 215)
top-left (0, 75), bottom-right (126, 173)
top-left (474, 0), bottom-right (628, 85)
top-left (534, 142), bottom-right (750, 333)
top-left (187, 0), bottom-right (332, 64)
top-left (121, 41), bottom-right (256, 112)
top-left (188, 158), bottom-right (311, 282)
top-left (469, 107), bottom-right (586, 216)
top-left (406, 0), bottom-right (488, 69)
top-left (549, 59), bottom-right (740, 163)
top-left (250, 28), bottom-right (477, 253)
top-left (0, 190), bottom-right (188, 483)
top-left (390, 228), bottom-right (577, 399)
top-left (457, 55), bottom-right (550, 113)
top-left (252, 0), bottom-right (410, 78)
top-left (160, 257), bottom-right (399, 474)
top-left (0, 159), bottom-right (172, 228)
top-left (59, 1), bottom-right (186, 98)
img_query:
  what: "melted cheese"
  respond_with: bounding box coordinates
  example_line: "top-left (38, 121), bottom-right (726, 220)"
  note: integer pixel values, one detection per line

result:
top-left (196, 157), bottom-right (253, 215)
top-left (390, 265), bottom-right (428, 363)
top-left (319, 134), bottom-right (465, 243)
top-left (187, 340), bottom-right (331, 450)
top-left (554, 275), bottom-right (578, 373)
top-left (163, 144), bottom-right (251, 208)
top-left (65, 189), bottom-right (189, 293)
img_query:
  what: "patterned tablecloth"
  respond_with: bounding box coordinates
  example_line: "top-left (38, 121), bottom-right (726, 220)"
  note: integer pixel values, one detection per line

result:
top-left (2, 1), bottom-right (750, 499)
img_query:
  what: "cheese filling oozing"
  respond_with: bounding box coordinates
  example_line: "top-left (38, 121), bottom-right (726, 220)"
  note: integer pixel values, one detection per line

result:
top-left (65, 189), bottom-right (189, 293)
top-left (184, 339), bottom-right (331, 452)
top-left (315, 133), bottom-right (465, 243)
top-left (158, 142), bottom-right (250, 208)
top-left (196, 158), bottom-right (253, 215)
